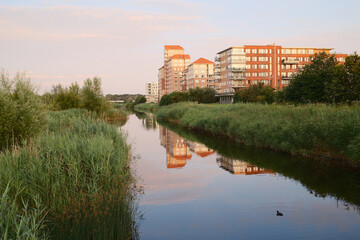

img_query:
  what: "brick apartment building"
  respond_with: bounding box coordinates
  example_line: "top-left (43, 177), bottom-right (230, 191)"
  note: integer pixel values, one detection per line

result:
top-left (215, 45), bottom-right (347, 103)
top-left (182, 58), bottom-right (216, 91)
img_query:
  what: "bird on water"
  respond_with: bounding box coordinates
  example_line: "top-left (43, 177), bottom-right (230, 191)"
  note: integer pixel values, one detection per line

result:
top-left (276, 211), bottom-right (283, 216)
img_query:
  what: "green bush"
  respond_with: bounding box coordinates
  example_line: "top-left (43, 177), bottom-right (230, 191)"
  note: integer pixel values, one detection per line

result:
top-left (234, 83), bottom-right (274, 104)
top-left (0, 71), bottom-right (47, 150)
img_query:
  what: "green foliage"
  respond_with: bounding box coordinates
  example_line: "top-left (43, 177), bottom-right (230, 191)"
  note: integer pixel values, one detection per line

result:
top-left (157, 102), bottom-right (360, 165)
top-left (188, 87), bottom-right (216, 103)
top-left (280, 52), bottom-right (360, 104)
top-left (0, 71), bottom-right (47, 151)
top-left (52, 83), bottom-right (81, 110)
top-left (234, 83), bottom-right (274, 104)
top-left (80, 77), bottom-right (110, 115)
top-left (48, 77), bottom-right (110, 116)
top-left (0, 184), bottom-right (49, 240)
top-left (134, 95), bottom-right (146, 104)
top-left (159, 87), bottom-right (217, 106)
top-left (0, 109), bottom-right (138, 239)
top-left (134, 103), bottom-right (159, 113)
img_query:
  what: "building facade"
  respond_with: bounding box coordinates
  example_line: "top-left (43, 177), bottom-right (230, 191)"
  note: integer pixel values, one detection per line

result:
top-left (183, 58), bottom-right (216, 91)
top-left (145, 82), bottom-right (158, 103)
top-left (215, 45), bottom-right (347, 103)
top-left (165, 54), bottom-right (191, 93)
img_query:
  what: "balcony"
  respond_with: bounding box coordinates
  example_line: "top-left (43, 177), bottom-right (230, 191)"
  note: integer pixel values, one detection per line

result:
top-left (230, 67), bottom-right (246, 72)
top-left (215, 56), bottom-right (220, 62)
top-left (282, 59), bottom-right (300, 65)
top-left (229, 75), bottom-right (246, 80)
top-left (281, 75), bottom-right (293, 80)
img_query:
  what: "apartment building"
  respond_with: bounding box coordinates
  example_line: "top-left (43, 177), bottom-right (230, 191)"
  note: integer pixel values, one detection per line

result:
top-left (145, 82), bottom-right (158, 103)
top-left (158, 45), bottom-right (187, 101)
top-left (157, 66), bottom-right (165, 102)
top-left (165, 54), bottom-right (191, 93)
top-left (183, 58), bottom-right (216, 91)
top-left (215, 45), bottom-right (347, 103)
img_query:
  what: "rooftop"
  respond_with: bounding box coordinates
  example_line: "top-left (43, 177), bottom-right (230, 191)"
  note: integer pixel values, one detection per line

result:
top-left (192, 57), bottom-right (214, 64)
top-left (165, 45), bottom-right (184, 50)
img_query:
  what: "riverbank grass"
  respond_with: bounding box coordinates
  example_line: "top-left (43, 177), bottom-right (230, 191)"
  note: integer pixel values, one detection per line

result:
top-left (156, 102), bottom-right (360, 165)
top-left (0, 109), bottom-right (138, 239)
top-left (134, 103), bottom-right (159, 113)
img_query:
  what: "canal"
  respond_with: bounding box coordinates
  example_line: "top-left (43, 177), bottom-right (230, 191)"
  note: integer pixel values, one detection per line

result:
top-left (122, 112), bottom-right (360, 240)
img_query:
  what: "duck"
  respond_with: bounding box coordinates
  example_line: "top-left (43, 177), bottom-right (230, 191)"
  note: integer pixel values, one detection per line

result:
top-left (276, 210), bottom-right (283, 216)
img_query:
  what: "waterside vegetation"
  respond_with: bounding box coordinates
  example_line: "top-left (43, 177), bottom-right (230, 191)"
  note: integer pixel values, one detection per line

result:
top-left (156, 102), bottom-right (360, 166)
top-left (0, 72), bottom-right (138, 239)
top-left (134, 103), bottom-right (159, 113)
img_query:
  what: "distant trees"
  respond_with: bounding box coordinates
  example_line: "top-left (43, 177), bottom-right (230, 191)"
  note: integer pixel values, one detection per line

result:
top-left (280, 52), bottom-right (360, 104)
top-left (234, 83), bottom-right (274, 104)
top-left (159, 87), bottom-right (217, 106)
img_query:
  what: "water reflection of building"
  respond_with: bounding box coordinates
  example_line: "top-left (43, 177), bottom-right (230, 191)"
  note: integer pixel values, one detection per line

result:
top-left (186, 140), bottom-right (215, 158)
top-left (217, 157), bottom-right (274, 175)
top-left (141, 113), bottom-right (158, 130)
top-left (159, 126), bottom-right (215, 168)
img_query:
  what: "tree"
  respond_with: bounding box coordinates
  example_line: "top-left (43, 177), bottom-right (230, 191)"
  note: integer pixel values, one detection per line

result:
top-left (134, 95), bottom-right (146, 104)
top-left (80, 77), bottom-right (110, 115)
top-left (284, 52), bottom-right (339, 104)
top-left (0, 71), bottom-right (47, 150)
top-left (234, 83), bottom-right (274, 104)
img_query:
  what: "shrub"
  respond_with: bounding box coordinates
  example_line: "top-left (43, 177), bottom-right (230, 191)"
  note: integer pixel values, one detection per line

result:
top-left (0, 71), bottom-right (47, 150)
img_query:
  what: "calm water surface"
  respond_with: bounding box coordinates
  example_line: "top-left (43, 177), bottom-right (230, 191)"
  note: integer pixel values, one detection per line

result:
top-left (122, 113), bottom-right (360, 240)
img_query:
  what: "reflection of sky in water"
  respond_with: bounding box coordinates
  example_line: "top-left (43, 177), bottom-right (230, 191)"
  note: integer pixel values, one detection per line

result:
top-left (122, 115), bottom-right (360, 240)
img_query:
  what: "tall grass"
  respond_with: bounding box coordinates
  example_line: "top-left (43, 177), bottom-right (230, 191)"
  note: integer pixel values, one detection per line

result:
top-left (134, 103), bottom-right (159, 113)
top-left (0, 109), bottom-right (138, 239)
top-left (157, 102), bottom-right (360, 166)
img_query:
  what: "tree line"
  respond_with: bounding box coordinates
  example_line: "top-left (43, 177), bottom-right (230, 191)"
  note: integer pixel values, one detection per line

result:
top-left (159, 87), bottom-right (217, 106)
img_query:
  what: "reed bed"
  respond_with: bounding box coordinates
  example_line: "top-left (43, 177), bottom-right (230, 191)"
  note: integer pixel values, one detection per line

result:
top-left (134, 103), bottom-right (159, 113)
top-left (156, 102), bottom-right (360, 166)
top-left (0, 109), bottom-right (138, 239)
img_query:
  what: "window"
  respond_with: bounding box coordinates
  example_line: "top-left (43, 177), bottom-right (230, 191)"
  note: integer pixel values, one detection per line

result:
top-left (246, 64), bottom-right (251, 69)
top-left (252, 64), bottom-right (257, 69)
top-left (245, 49), bottom-right (250, 53)
top-left (252, 72), bottom-right (257, 77)
top-left (246, 57), bottom-right (251, 61)
top-left (292, 49), bottom-right (297, 54)
top-left (252, 57), bottom-right (257, 61)
top-left (252, 49), bottom-right (257, 54)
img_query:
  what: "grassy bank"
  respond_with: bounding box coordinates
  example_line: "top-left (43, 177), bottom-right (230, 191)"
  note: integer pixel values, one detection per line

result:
top-left (0, 109), bottom-right (138, 239)
top-left (156, 102), bottom-right (360, 166)
top-left (134, 103), bottom-right (159, 113)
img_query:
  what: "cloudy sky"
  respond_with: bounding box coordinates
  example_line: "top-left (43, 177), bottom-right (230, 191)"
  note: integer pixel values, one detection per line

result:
top-left (1, 0), bottom-right (360, 94)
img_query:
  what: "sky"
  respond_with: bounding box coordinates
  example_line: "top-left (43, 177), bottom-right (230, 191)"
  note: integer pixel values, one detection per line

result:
top-left (1, 0), bottom-right (360, 94)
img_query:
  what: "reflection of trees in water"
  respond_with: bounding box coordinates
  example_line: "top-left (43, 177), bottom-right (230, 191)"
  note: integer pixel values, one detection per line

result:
top-left (108, 117), bottom-right (128, 127)
top-left (158, 120), bottom-right (360, 212)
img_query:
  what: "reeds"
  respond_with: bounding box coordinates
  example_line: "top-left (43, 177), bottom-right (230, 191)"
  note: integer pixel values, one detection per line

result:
top-left (0, 109), bottom-right (138, 239)
top-left (156, 102), bottom-right (360, 165)
top-left (134, 103), bottom-right (159, 113)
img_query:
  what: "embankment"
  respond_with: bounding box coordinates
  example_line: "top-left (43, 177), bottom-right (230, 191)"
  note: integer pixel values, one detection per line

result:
top-left (156, 102), bottom-right (360, 166)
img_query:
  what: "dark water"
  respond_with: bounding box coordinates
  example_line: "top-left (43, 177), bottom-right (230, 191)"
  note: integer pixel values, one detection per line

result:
top-left (122, 113), bottom-right (360, 240)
